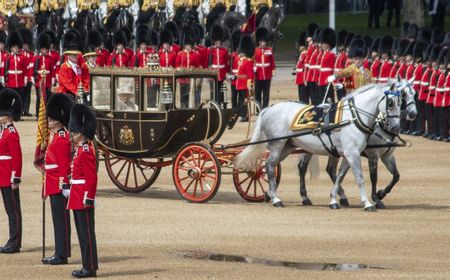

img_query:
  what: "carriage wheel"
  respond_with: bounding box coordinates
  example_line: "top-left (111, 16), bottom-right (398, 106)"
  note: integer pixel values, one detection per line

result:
top-left (104, 153), bottom-right (162, 193)
top-left (173, 143), bottom-right (221, 203)
top-left (233, 160), bottom-right (281, 202)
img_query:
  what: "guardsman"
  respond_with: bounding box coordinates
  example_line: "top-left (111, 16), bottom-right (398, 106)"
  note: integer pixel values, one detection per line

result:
top-left (417, 44), bottom-right (433, 136)
top-left (193, 23), bottom-right (208, 69)
top-left (158, 29), bottom-right (176, 68)
top-left (0, 0), bottom-right (17, 17)
top-left (426, 45), bottom-right (442, 139)
top-left (30, 33), bottom-right (56, 118)
top-left (334, 30), bottom-right (348, 100)
top-left (57, 33), bottom-right (88, 99)
top-left (86, 29), bottom-right (108, 67)
top-left (227, 30), bottom-right (242, 112)
top-left (369, 37), bottom-right (381, 82)
top-left (0, 30), bottom-right (7, 91)
top-left (328, 38), bottom-right (372, 93)
top-left (254, 27), bottom-right (275, 108)
top-left (165, 21), bottom-right (181, 54)
top-left (19, 28), bottom-right (34, 117)
top-left (317, 27), bottom-right (336, 104)
top-left (378, 36), bottom-right (394, 84)
top-left (208, 24), bottom-right (229, 103)
top-left (0, 88), bottom-right (22, 254)
top-left (107, 30), bottom-right (131, 67)
top-left (44, 31), bottom-right (61, 84)
top-left (433, 48), bottom-right (448, 140)
top-left (391, 38), bottom-right (408, 78)
top-left (304, 23), bottom-right (319, 106)
top-left (41, 94), bottom-right (74, 265)
top-left (133, 25), bottom-right (152, 67)
top-left (175, 26), bottom-right (200, 108)
top-left (68, 104), bottom-right (98, 278)
top-left (443, 54), bottom-right (450, 142)
top-left (294, 31), bottom-right (307, 103)
top-left (235, 34), bottom-right (254, 121)
top-left (401, 40), bottom-right (417, 133)
top-left (4, 31), bottom-right (28, 118)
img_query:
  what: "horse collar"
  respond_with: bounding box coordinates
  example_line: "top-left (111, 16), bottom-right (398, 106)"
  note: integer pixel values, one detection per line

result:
top-left (348, 97), bottom-right (374, 135)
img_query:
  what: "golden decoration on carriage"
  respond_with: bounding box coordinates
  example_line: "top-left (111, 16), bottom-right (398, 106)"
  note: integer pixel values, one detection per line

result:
top-left (251, 0), bottom-right (272, 11)
top-left (141, 0), bottom-right (165, 11)
top-left (119, 125), bottom-right (135, 145)
top-left (0, 0), bottom-right (18, 16)
top-left (147, 53), bottom-right (160, 71)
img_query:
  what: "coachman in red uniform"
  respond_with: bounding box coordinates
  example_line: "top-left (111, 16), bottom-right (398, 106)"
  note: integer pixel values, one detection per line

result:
top-left (208, 24), bottom-right (229, 103)
top-left (235, 34), bottom-right (255, 121)
top-left (41, 94), bottom-right (74, 265)
top-left (317, 27), bottom-right (336, 104)
top-left (68, 104), bottom-right (98, 278)
top-left (294, 31), bottom-right (308, 103)
top-left (0, 89), bottom-right (23, 254)
top-left (30, 33), bottom-right (56, 118)
top-left (254, 27), bottom-right (275, 108)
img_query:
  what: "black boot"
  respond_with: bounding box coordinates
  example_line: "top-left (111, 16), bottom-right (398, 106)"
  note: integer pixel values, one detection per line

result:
top-left (72, 269), bottom-right (97, 278)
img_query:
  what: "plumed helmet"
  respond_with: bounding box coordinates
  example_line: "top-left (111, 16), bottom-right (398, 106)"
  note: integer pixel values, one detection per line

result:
top-left (256, 27), bottom-right (269, 43)
top-left (159, 28), bottom-right (173, 46)
top-left (0, 88), bottom-right (22, 122)
top-left (379, 35), bottom-right (394, 55)
top-left (211, 24), bottom-right (224, 42)
top-left (6, 31), bottom-right (23, 49)
top-left (46, 94), bottom-right (75, 128)
top-left (348, 37), bottom-right (366, 58)
top-left (413, 40), bottom-right (429, 61)
top-left (337, 30), bottom-right (348, 48)
top-left (69, 104), bottom-right (96, 140)
top-left (37, 32), bottom-right (52, 50)
top-left (319, 27), bottom-right (336, 49)
top-left (238, 34), bottom-right (255, 58)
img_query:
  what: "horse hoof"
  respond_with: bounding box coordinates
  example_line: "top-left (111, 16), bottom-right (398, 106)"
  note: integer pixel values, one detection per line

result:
top-left (329, 203), bottom-right (340, 210)
top-left (302, 199), bottom-right (313, 206)
top-left (264, 192), bottom-right (271, 203)
top-left (364, 206), bottom-right (377, 212)
top-left (375, 201), bottom-right (386, 209)
top-left (376, 190), bottom-right (386, 200)
top-left (273, 201), bottom-right (284, 208)
top-left (339, 198), bottom-right (350, 207)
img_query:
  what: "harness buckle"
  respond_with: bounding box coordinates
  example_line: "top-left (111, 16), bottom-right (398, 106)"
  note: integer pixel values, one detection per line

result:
top-left (312, 127), bottom-right (322, 135)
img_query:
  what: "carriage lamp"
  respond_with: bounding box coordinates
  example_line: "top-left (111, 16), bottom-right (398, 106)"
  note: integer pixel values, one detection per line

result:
top-left (160, 79), bottom-right (173, 104)
top-left (77, 82), bottom-right (86, 104)
top-left (220, 82), bottom-right (228, 104)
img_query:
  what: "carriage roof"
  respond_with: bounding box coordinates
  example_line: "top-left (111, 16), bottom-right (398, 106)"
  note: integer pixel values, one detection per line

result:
top-left (89, 67), bottom-right (219, 79)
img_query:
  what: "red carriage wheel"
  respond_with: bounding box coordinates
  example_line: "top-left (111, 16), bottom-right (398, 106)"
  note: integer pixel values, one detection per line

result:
top-left (173, 143), bottom-right (221, 203)
top-left (104, 152), bottom-right (162, 193)
top-left (233, 161), bottom-right (281, 202)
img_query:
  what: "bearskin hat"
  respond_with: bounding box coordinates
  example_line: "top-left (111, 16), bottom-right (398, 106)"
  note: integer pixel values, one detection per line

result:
top-left (442, 32), bottom-right (450, 48)
top-left (87, 29), bottom-right (102, 48)
top-left (344, 32), bottom-right (356, 48)
top-left (348, 37), bottom-right (366, 58)
top-left (0, 88), bottom-right (22, 122)
top-left (0, 30), bottom-right (6, 44)
top-left (391, 39), bottom-right (398, 56)
top-left (437, 47), bottom-right (448, 65)
top-left (193, 23), bottom-right (205, 44)
top-left (296, 31), bottom-right (306, 48)
top-left (6, 31), bottom-right (23, 49)
top-left (430, 45), bottom-right (442, 63)
top-left (397, 39), bottom-right (409, 57)
top-left (69, 104), bottom-right (96, 140)
top-left (379, 35), bottom-right (394, 55)
top-left (159, 28), bottom-right (173, 46)
top-left (401, 22), bottom-right (410, 38)
top-left (180, 25), bottom-right (196, 47)
top-left (363, 35), bottom-right (373, 53)
top-left (306, 22), bottom-right (319, 38)
top-left (424, 44), bottom-right (433, 62)
top-left (165, 21), bottom-right (179, 42)
top-left (319, 27), bottom-right (336, 49)
top-left (149, 30), bottom-right (158, 46)
top-left (312, 27), bottom-right (322, 42)
top-left (413, 40), bottom-right (429, 61)
top-left (46, 93), bottom-right (75, 127)
top-left (136, 25), bottom-right (150, 45)
top-left (432, 27), bottom-right (444, 44)
top-left (238, 34), bottom-right (255, 58)
top-left (211, 24), bottom-right (224, 42)
top-left (19, 28), bottom-right (33, 46)
top-left (407, 23), bottom-right (419, 40)
top-left (37, 32), bottom-right (52, 50)
top-left (256, 27), bottom-right (269, 43)
top-left (44, 30), bottom-right (57, 47)
top-left (230, 30), bottom-right (242, 52)
top-left (113, 30), bottom-right (128, 46)
top-left (370, 37), bottom-right (380, 54)
top-left (63, 29), bottom-right (80, 54)
top-left (404, 41), bottom-right (415, 57)
top-left (418, 28), bottom-right (432, 42)
top-left (337, 30), bottom-right (348, 48)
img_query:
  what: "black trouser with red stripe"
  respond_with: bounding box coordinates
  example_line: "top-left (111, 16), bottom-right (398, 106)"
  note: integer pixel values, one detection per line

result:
top-left (415, 100), bottom-right (427, 134)
top-left (74, 209), bottom-right (98, 271)
top-left (50, 194), bottom-right (71, 258)
top-left (255, 79), bottom-right (271, 108)
top-left (297, 85), bottom-right (308, 103)
top-left (426, 103), bottom-right (435, 135)
top-left (1, 187), bottom-right (22, 249)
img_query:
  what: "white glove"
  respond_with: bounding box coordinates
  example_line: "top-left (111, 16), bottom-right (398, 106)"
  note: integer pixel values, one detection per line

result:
top-left (335, 83), bottom-right (344, 90)
top-left (62, 189), bottom-right (70, 198)
top-left (327, 75), bottom-right (336, 83)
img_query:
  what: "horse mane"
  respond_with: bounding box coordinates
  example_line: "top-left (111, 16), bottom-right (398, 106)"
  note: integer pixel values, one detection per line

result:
top-left (342, 84), bottom-right (383, 100)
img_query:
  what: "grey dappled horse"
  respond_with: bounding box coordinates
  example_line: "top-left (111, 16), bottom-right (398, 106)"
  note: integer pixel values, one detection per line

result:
top-left (235, 83), bottom-right (402, 211)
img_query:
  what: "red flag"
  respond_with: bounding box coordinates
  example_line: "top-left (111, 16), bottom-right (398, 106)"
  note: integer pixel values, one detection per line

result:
top-left (241, 12), bottom-right (256, 34)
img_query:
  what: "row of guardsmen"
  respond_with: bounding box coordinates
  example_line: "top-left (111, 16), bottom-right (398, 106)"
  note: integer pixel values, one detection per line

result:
top-left (293, 22), bottom-right (450, 142)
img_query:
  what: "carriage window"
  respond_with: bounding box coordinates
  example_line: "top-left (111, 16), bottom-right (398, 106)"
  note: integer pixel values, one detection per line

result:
top-left (92, 76), bottom-right (111, 110)
top-left (175, 77), bottom-right (216, 109)
top-left (115, 77), bottom-right (139, 111)
top-left (143, 77), bottom-right (160, 110)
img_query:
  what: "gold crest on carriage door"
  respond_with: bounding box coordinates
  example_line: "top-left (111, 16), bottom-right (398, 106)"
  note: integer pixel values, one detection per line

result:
top-left (119, 125), bottom-right (135, 145)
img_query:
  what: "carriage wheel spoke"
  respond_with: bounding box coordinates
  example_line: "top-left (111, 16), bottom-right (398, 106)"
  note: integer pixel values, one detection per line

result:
top-left (193, 180), bottom-right (198, 197)
top-left (257, 179), bottom-right (266, 194)
top-left (184, 178), bottom-right (196, 192)
top-left (181, 155), bottom-right (196, 169)
top-left (245, 178), bottom-right (254, 195)
top-left (138, 166), bottom-right (149, 182)
top-left (179, 176), bottom-right (190, 182)
top-left (202, 178), bottom-right (212, 191)
top-left (204, 173), bottom-right (217, 180)
top-left (124, 162), bottom-right (131, 188)
top-left (238, 176), bottom-right (251, 186)
top-left (132, 162), bottom-right (138, 188)
top-left (110, 159), bottom-right (121, 167)
top-left (260, 176), bottom-right (269, 184)
top-left (115, 160), bottom-right (128, 179)
top-left (199, 178), bottom-right (204, 194)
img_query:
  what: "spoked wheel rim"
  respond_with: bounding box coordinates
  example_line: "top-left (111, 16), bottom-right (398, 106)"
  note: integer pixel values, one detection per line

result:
top-left (233, 160), bottom-right (281, 202)
top-left (173, 143), bottom-right (221, 203)
top-left (104, 153), bottom-right (162, 193)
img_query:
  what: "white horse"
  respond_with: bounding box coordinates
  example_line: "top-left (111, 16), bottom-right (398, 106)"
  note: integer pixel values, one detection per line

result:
top-left (298, 80), bottom-right (418, 209)
top-left (235, 83), bottom-right (402, 211)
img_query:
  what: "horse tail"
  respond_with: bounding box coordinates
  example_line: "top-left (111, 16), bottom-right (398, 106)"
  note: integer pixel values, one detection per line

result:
top-left (309, 155), bottom-right (320, 180)
top-left (235, 112), bottom-right (267, 172)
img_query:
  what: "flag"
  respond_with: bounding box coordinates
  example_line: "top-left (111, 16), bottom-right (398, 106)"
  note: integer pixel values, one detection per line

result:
top-left (241, 12), bottom-right (256, 34)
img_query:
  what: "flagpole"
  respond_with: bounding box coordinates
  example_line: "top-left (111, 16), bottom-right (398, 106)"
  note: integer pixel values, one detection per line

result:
top-left (329, 0), bottom-right (336, 29)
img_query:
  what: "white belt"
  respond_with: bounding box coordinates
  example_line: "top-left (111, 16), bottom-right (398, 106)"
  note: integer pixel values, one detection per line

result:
top-left (413, 81), bottom-right (421, 85)
top-left (436, 88), bottom-right (446, 92)
top-left (8, 70), bottom-right (23, 74)
top-left (44, 164), bottom-right (58, 170)
top-left (296, 69), bottom-right (304, 72)
top-left (232, 70), bottom-right (238, 74)
top-left (373, 78), bottom-right (379, 81)
top-left (421, 82), bottom-right (429, 86)
top-left (319, 68), bottom-right (332, 72)
top-left (0, 155), bottom-right (12, 160)
top-left (71, 179), bottom-right (86, 185)
top-left (211, 65), bottom-right (225, 69)
top-left (255, 63), bottom-right (270, 67)
top-left (429, 86), bottom-right (436, 90)
top-left (305, 64), bottom-right (310, 68)
top-left (378, 77), bottom-right (389, 81)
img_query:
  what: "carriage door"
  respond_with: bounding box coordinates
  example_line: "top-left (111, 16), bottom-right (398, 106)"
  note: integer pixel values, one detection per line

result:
top-left (91, 75), bottom-right (113, 149)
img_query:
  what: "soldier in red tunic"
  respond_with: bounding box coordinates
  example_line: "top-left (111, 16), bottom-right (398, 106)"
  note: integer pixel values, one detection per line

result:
top-left (418, 45), bottom-right (434, 136)
top-left (317, 27), bottom-right (336, 104)
top-left (45, 31), bottom-right (61, 85)
top-left (4, 32), bottom-right (28, 119)
top-left (41, 94), bottom-right (74, 265)
top-left (304, 23), bottom-right (319, 104)
top-left (165, 21), bottom-right (181, 54)
top-left (369, 37), bottom-right (381, 82)
top-left (334, 30), bottom-right (349, 100)
top-left (159, 29), bottom-right (177, 69)
top-left (378, 36), bottom-right (394, 84)
top-left (227, 30), bottom-right (242, 112)
top-left (0, 88), bottom-right (22, 254)
top-left (443, 55), bottom-right (450, 142)
top-left (208, 24), bottom-right (229, 103)
top-left (30, 33), bottom-right (56, 119)
top-left (432, 48), bottom-right (448, 140)
top-left (0, 30), bottom-right (8, 91)
top-left (18, 29), bottom-right (33, 117)
top-left (107, 30), bottom-right (131, 68)
top-left (254, 27), bottom-right (275, 108)
top-left (86, 30), bottom-right (108, 68)
top-left (294, 31), bottom-right (308, 103)
top-left (68, 104), bottom-right (98, 278)
top-left (426, 45), bottom-right (442, 139)
top-left (235, 34), bottom-right (255, 121)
